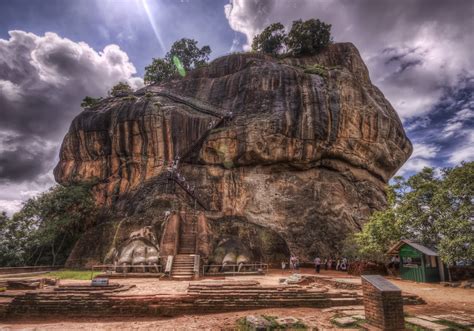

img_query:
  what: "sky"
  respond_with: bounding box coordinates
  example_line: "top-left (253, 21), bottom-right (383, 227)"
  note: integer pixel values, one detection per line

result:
top-left (0, 0), bottom-right (473, 215)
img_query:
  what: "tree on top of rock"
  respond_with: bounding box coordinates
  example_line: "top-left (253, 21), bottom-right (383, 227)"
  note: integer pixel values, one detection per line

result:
top-left (252, 22), bottom-right (286, 55)
top-left (109, 81), bottom-right (133, 97)
top-left (144, 38), bottom-right (211, 85)
top-left (286, 19), bottom-right (332, 56)
top-left (144, 58), bottom-right (175, 85)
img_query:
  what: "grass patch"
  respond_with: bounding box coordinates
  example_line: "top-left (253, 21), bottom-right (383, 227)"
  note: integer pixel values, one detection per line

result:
top-left (236, 315), bottom-right (307, 330)
top-left (405, 322), bottom-right (428, 331)
top-left (0, 287), bottom-right (6, 292)
top-left (303, 64), bottom-right (328, 78)
top-left (47, 269), bottom-right (101, 280)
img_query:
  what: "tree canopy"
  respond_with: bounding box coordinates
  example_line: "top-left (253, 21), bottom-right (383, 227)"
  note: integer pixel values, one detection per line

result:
top-left (251, 19), bottom-right (332, 56)
top-left (251, 22), bottom-right (286, 55)
top-left (286, 19), bottom-right (332, 56)
top-left (353, 162), bottom-right (474, 265)
top-left (108, 81), bottom-right (133, 97)
top-left (144, 38), bottom-right (211, 85)
top-left (0, 183), bottom-right (98, 266)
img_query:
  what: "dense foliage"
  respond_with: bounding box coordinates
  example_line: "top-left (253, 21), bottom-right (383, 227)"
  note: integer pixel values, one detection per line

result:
top-left (80, 96), bottom-right (102, 109)
top-left (0, 183), bottom-right (98, 267)
top-left (144, 58), bottom-right (175, 85)
top-left (353, 162), bottom-right (474, 265)
top-left (108, 81), bottom-right (133, 97)
top-left (251, 22), bottom-right (286, 55)
top-left (144, 38), bottom-right (211, 85)
top-left (251, 19), bottom-right (332, 56)
top-left (286, 19), bottom-right (332, 55)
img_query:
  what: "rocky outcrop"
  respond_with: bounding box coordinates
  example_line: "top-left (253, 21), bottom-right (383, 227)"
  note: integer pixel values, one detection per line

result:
top-left (55, 43), bottom-right (412, 264)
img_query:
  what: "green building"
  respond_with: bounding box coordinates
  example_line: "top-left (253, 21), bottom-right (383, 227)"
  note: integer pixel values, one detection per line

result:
top-left (387, 240), bottom-right (446, 283)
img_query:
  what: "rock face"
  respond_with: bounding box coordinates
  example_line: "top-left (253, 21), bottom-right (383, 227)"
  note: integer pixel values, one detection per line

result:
top-left (55, 43), bottom-right (412, 265)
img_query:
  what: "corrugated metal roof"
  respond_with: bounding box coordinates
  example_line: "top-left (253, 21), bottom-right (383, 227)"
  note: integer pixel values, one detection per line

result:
top-left (387, 240), bottom-right (438, 256)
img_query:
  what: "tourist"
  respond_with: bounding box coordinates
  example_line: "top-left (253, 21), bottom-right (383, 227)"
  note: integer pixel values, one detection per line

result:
top-left (281, 261), bottom-right (287, 271)
top-left (336, 258), bottom-right (341, 271)
top-left (290, 255), bottom-right (297, 271)
top-left (324, 258), bottom-right (328, 270)
top-left (328, 258), bottom-right (333, 270)
top-left (341, 257), bottom-right (348, 271)
top-left (314, 256), bottom-right (321, 274)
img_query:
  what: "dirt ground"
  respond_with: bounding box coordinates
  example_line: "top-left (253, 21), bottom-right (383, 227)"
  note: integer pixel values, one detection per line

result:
top-left (1, 268), bottom-right (473, 330)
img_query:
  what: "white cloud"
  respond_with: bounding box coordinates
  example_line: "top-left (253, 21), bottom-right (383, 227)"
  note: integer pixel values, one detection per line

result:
top-left (224, 0), bottom-right (474, 120)
top-left (0, 30), bottom-right (143, 214)
top-left (397, 142), bottom-right (440, 176)
top-left (448, 132), bottom-right (474, 165)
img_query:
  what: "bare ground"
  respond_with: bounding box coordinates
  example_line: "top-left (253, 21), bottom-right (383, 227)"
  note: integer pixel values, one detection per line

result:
top-left (1, 268), bottom-right (473, 330)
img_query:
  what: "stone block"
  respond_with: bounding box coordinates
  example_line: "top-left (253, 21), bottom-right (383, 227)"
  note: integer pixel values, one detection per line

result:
top-left (405, 317), bottom-right (450, 330)
top-left (245, 315), bottom-right (271, 330)
top-left (333, 316), bottom-right (357, 326)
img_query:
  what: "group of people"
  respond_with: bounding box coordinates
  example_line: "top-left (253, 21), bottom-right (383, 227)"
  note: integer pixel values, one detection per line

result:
top-left (165, 157), bottom-right (197, 194)
top-left (282, 256), bottom-right (349, 274)
top-left (314, 257), bottom-right (349, 273)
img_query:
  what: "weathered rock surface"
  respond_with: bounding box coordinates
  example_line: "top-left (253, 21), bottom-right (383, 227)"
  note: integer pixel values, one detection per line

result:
top-left (55, 43), bottom-right (412, 265)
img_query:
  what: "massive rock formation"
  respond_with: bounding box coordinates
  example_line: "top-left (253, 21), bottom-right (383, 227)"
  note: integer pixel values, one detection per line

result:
top-left (55, 43), bottom-right (412, 266)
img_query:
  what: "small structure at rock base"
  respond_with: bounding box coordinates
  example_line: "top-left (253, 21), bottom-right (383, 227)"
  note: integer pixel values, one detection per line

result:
top-left (361, 275), bottom-right (404, 330)
top-left (387, 240), bottom-right (447, 282)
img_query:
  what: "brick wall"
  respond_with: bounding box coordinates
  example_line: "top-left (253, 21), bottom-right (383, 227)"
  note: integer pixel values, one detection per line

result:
top-left (362, 275), bottom-right (404, 330)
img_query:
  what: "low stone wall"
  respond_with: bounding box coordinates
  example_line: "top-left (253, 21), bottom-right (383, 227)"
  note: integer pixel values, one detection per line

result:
top-left (0, 266), bottom-right (62, 275)
top-left (362, 275), bottom-right (404, 330)
top-left (2, 281), bottom-right (362, 319)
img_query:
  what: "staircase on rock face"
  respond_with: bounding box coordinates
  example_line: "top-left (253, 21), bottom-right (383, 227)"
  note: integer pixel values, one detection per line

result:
top-left (171, 215), bottom-right (197, 279)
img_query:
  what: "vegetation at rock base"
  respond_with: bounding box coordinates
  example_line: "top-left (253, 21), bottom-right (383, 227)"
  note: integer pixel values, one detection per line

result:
top-left (351, 162), bottom-right (474, 265)
top-left (108, 81), bottom-right (133, 97)
top-left (0, 183), bottom-right (99, 267)
top-left (144, 37), bottom-right (211, 85)
top-left (252, 18), bottom-right (332, 56)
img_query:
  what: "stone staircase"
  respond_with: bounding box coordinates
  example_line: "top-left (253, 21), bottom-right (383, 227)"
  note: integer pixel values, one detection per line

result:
top-left (171, 216), bottom-right (197, 279)
top-left (171, 255), bottom-right (195, 279)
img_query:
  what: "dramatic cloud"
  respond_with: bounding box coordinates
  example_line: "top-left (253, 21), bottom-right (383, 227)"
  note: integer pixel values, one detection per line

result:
top-left (225, 0), bottom-right (474, 177)
top-left (224, 0), bottom-right (474, 119)
top-left (396, 142), bottom-right (440, 176)
top-left (0, 30), bottom-right (143, 213)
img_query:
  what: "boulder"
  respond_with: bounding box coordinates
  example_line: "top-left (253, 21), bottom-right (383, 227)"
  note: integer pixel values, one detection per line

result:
top-left (55, 43), bottom-right (412, 264)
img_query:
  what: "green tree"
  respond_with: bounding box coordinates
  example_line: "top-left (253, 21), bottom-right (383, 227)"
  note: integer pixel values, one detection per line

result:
top-left (286, 19), bottom-right (332, 56)
top-left (109, 81), bottom-right (133, 97)
top-left (432, 163), bottom-right (474, 264)
top-left (144, 58), bottom-right (175, 85)
top-left (80, 96), bottom-right (102, 109)
top-left (144, 38), bottom-right (211, 85)
top-left (252, 22), bottom-right (286, 55)
top-left (1, 183), bottom-right (98, 267)
top-left (353, 162), bottom-right (474, 265)
top-left (354, 187), bottom-right (404, 262)
top-left (165, 38), bottom-right (211, 72)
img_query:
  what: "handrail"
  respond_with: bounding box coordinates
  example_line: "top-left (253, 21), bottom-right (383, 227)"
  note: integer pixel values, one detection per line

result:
top-left (90, 264), bottom-right (163, 280)
top-left (0, 265), bottom-right (63, 275)
top-left (165, 255), bottom-right (174, 275)
top-left (193, 255), bottom-right (200, 277)
top-left (202, 263), bottom-right (268, 276)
